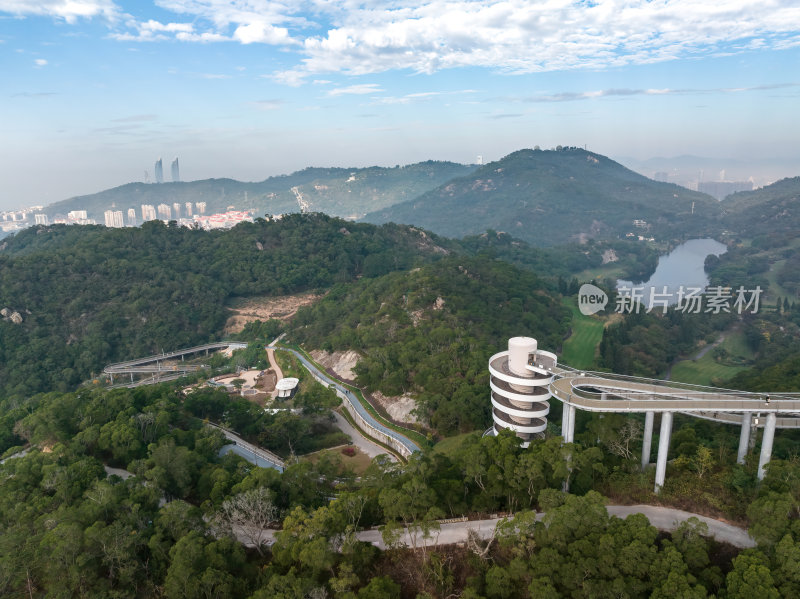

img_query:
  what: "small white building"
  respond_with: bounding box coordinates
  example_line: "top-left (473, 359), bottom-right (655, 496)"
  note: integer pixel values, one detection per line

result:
top-left (275, 377), bottom-right (299, 399)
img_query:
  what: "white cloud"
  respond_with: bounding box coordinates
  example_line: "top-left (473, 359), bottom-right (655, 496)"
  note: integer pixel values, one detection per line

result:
top-left (371, 89), bottom-right (477, 104)
top-left (233, 20), bottom-right (292, 44)
top-left (13, 1), bottom-right (799, 83)
top-left (271, 69), bottom-right (307, 87)
top-left (33, 58), bottom-right (47, 66)
top-left (0, 0), bottom-right (120, 23)
top-left (287, 0), bottom-right (800, 82)
top-left (327, 83), bottom-right (383, 96)
top-left (518, 83), bottom-right (800, 103)
top-left (111, 18), bottom-right (208, 42)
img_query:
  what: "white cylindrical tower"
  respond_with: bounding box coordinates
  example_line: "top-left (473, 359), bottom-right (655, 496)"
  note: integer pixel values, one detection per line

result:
top-left (488, 337), bottom-right (557, 447)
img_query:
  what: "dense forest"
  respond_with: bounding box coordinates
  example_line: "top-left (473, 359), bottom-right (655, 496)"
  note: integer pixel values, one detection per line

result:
top-left (3, 378), bottom-right (800, 597)
top-left (292, 256), bottom-right (570, 434)
top-left (4, 200), bottom-right (800, 596)
top-left (0, 215), bottom-right (453, 401)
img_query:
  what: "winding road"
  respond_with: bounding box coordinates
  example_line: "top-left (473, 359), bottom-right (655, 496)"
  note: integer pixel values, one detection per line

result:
top-left (270, 346), bottom-right (421, 456)
top-left (238, 505), bottom-right (755, 551)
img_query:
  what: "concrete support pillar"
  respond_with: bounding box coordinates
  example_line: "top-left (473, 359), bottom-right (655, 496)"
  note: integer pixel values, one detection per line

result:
top-left (561, 402), bottom-right (571, 442)
top-left (130, 373), bottom-right (134, 383)
top-left (109, 373), bottom-right (114, 385)
top-left (758, 412), bottom-right (777, 481)
top-left (654, 412), bottom-right (673, 493)
top-left (565, 405), bottom-right (576, 443)
top-left (737, 413), bottom-right (752, 465)
top-left (642, 411), bottom-right (654, 470)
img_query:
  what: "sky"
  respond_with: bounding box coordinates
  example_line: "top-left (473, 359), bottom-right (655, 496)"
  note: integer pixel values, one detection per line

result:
top-left (1, 0), bottom-right (799, 210)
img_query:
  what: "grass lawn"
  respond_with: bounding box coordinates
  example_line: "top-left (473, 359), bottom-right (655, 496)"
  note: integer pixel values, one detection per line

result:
top-left (765, 259), bottom-right (794, 305)
top-left (669, 330), bottom-right (754, 387)
top-left (303, 445), bottom-right (374, 476)
top-left (433, 431), bottom-right (481, 456)
top-left (560, 299), bottom-right (605, 370)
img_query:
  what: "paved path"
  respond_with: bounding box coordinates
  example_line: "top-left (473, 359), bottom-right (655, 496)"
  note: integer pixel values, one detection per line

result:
top-left (266, 347), bottom-right (284, 399)
top-left (331, 411), bottom-right (397, 461)
top-left (103, 465), bottom-right (133, 480)
top-left (207, 422), bottom-right (285, 472)
top-left (233, 505), bottom-right (755, 552)
top-left (356, 505), bottom-right (755, 550)
top-left (270, 346), bottom-right (420, 456)
top-left (607, 505), bottom-right (754, 547)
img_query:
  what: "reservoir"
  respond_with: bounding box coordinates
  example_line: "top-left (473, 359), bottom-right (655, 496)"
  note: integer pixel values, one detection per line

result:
top-left (617, 238), bottom-right (728, 308)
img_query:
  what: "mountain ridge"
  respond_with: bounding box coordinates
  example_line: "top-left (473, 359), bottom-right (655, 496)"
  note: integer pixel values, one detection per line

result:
top-left (362, 147), bottom-right (722, 246)
top-left (43, 161), bottom-right (477, 222)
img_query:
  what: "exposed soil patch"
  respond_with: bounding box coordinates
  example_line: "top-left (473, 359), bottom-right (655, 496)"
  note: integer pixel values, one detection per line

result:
top-left (260, 369), bottom-right (278, 393)
top-left (223, 292), bottom-right (323, 334)
top-left (371, 390), bottom-right (419, 424)
top-left (309, 349), bottom-right (361, 382)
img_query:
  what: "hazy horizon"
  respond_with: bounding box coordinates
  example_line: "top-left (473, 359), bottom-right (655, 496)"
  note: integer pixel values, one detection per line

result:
top-left (2, 0), bottom-right (799, 211)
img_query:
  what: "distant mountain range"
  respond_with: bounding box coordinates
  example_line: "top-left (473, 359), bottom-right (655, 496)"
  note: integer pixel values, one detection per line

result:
top-left (43, 161), bottom-right (476, 222)
top-left (41, 148), bottom-right (798, 247)
top-left (362, 148), bottom-right (722, 246)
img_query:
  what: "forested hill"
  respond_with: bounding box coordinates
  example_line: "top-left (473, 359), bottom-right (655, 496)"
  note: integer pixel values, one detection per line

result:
top-left (0, 215), bottom-right (453, 401)
top-left (292, 256), bottom-right (570, 435)
top-left (721, 176), bottom-right (800, 237)
top-left (44, 160), bottom-right (476, 222)
top-left (363, 147), bottom-right (722, 246)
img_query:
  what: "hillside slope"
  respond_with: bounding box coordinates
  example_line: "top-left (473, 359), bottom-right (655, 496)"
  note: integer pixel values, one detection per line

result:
top-left (292, 256), bottom-right (569, 434)
top-left (0, 215), bottom-right (452, 400)
top-left (43, 161), bottom-right (476, 222)
top-left (721, 177), bottom-right (800, 237)
top-left (363, 148), bottom-right (721, 246)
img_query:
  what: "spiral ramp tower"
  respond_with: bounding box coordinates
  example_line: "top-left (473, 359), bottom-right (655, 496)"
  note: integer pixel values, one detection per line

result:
top-left (488, 337), bottom-right (557, 447)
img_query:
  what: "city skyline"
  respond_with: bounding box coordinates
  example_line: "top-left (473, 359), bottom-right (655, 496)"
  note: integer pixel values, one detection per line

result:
top-left (1, 0), bottom-right (799, 210)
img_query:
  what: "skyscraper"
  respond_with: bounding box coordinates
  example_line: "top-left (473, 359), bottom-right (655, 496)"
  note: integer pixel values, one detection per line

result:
top-left (171, 157), bottom-right (180, 182)
top-left (154, 158), bottom-right (163, 184)
top-left (172, 202), bottom-right (181, 218)
top-left (141, 204), bottom-right (156, 221)
top-left (104, 210), bottom-right (124, 228)
top-left (185, 202), bottom-right (193, 217)
top-left (196, 201), bottom-right (206, 214)
top-left (127, 208), bottom-right (137, 226)
top-left (157, 203), bottom-right (172, 220)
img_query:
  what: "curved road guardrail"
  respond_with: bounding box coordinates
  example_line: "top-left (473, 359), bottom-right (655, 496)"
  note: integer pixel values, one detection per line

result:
top-left (207, 422), bottom-right (285, 472)
top-left (270, 346), bottom-right (421, 458)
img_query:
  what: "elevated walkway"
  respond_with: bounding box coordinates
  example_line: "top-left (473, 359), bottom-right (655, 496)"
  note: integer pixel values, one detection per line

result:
top-left (491, 337), bottom-right (800, 493)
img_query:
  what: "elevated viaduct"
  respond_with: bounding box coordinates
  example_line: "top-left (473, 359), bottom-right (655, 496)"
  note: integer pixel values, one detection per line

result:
top-left (489, 337), bottom-right (800, 492)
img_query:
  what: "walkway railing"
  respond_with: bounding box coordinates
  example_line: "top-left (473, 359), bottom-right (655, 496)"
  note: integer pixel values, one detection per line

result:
top-left (207, 422), bottom-right (285, 472)
top-left (104, 341), bottom-right (248, 373)
top-left (271, 346), bottom-right (421, 458)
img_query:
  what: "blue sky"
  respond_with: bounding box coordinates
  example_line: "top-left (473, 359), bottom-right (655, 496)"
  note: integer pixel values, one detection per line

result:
top-left (1, 0), bottom-right (799, 209)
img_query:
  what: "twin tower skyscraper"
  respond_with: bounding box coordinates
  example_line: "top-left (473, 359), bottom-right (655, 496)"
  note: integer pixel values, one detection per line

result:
top-left (154, 157), bottom-right (180, 183)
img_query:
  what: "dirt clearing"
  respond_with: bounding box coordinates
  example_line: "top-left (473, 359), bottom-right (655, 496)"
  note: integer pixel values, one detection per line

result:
top-left (309, 349), bottom-right (361, 381)
top-left (223, 292), bottom-right (323, 334)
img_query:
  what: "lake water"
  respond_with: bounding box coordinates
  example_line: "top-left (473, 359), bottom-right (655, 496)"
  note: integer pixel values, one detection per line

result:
top-left (617, 238), bottom-right (728, 308)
